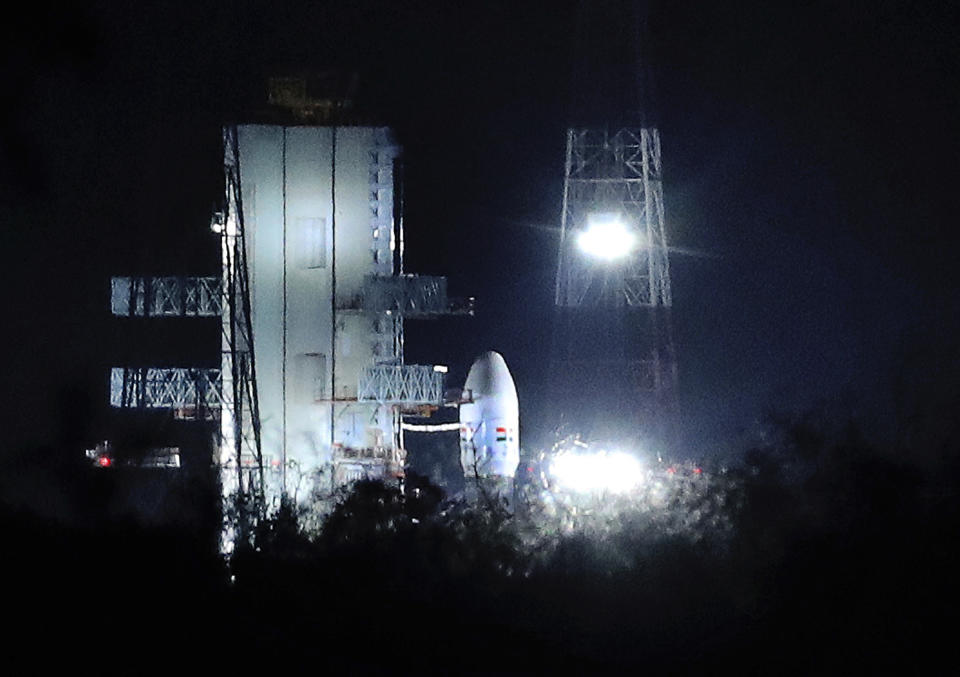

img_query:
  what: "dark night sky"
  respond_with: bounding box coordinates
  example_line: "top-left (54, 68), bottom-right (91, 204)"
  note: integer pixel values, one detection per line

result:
top-left (2, 1), bottom-right (958, 464)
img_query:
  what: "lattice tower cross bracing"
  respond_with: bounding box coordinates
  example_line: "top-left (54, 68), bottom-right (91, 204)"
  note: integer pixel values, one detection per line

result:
top-left (218, 125), bottom-right (265, 523)
top-left (552, 127), bottom-right (677, 446)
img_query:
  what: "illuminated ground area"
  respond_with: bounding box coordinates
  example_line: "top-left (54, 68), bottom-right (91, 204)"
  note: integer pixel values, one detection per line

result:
top-left (516, 461), bottom-right (728, 552)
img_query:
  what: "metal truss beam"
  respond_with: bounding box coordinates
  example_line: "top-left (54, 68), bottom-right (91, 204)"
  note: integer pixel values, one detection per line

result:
top-left (111, 276), bottom-right (222, 317)
top-left (358, 364), bottom-right (445, 404)
top-left (110, 367), bottom-right (222, 418)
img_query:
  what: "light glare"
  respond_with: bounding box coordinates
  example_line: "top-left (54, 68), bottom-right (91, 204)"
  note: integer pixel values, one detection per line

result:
top-left (576, 216), bottom-right (635, 260)
top-left (550, 451), bottom-right (644, 493)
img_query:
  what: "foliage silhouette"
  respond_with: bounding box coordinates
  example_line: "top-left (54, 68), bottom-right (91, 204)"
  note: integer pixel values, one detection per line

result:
top-left (4, 408), bottom-right (958, 671)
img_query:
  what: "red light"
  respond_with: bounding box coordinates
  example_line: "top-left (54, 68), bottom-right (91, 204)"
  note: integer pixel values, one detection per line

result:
top-left (693, 467), bottom-right (702, 474)
top-left (666, 466), bottom-right (676, 474)
top-left (98, 457), bottom-right (112, 468)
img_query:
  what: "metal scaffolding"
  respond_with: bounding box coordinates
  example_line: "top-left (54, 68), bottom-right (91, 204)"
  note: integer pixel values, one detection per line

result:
top-left (110, 367), bottom-right (222, 417)
top-left (551, 127), bottom-right (677, 444)
top-left (111, 276), bottom-right (222, 317)
top-left (357, 365), bottom-right (445, 405)
top-left (556, 128), bottom-right (671, 309)
top-left (217, 125), bottom-right (265, 525)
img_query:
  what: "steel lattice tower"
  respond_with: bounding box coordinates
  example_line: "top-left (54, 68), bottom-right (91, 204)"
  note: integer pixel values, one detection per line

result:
top-left (550, 126), bottom-right (677, 451)
top-left (556, 128), bottom-right (670, 308)
top-left (217, 125), bottom-right (266, 548)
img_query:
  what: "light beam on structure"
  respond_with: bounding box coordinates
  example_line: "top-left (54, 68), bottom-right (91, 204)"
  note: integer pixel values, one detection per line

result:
top-left (576, 213), bottom-right (637, 261)
top-left (556, 128), bottom-right (671, 308)
top-left (550, 127), bottom-right (677, 447)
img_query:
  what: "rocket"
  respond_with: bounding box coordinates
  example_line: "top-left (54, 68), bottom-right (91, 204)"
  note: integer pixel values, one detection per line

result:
top-left (459, 351), bottom-right (520, 481)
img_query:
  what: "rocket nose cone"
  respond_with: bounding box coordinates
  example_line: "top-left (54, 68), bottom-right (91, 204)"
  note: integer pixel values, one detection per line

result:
top-left (464, 351), bottom-right (517, 400)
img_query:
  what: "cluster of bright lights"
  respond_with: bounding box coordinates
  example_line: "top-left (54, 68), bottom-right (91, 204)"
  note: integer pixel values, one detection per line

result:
top-left (576, 214), bottom-right (635, 260)
top-left (549, 450), bottom-right (645, 493)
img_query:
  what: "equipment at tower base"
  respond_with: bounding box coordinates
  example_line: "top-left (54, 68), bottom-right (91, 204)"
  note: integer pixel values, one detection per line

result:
top-left (459, 351), bottom-right (520, 503)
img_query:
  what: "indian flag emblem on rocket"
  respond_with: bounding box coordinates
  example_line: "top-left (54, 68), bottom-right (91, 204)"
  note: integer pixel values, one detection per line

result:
top-left (459, 351), bottom-right (520, 479)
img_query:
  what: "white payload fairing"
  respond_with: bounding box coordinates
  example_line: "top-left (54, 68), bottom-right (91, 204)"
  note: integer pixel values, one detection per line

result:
top-left (459, 351), bottom-right (520, 481)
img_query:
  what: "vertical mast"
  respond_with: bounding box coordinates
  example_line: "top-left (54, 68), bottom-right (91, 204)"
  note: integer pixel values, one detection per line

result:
top-left (219, 125), bottom-right (264, 552)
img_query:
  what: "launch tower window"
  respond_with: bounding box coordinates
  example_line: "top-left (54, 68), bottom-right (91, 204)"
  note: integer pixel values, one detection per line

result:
top-left (300, 217), bottom-right (326, 269)
top-left (303, 353), bottom-right (327, 401)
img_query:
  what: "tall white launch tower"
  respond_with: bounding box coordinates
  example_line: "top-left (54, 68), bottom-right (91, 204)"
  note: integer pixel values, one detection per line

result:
top-left (219, 123), bottom-right (413, 509)
top-left (218, 121), bottom-right (470, 522)
top-left (109, 78), bottom-right (471, 543)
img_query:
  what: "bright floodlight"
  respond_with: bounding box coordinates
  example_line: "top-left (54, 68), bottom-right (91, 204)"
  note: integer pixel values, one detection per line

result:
top-left (550, 451), bottom-right (644, 493)
top-left (576, 214), bottom-right (635, 260)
